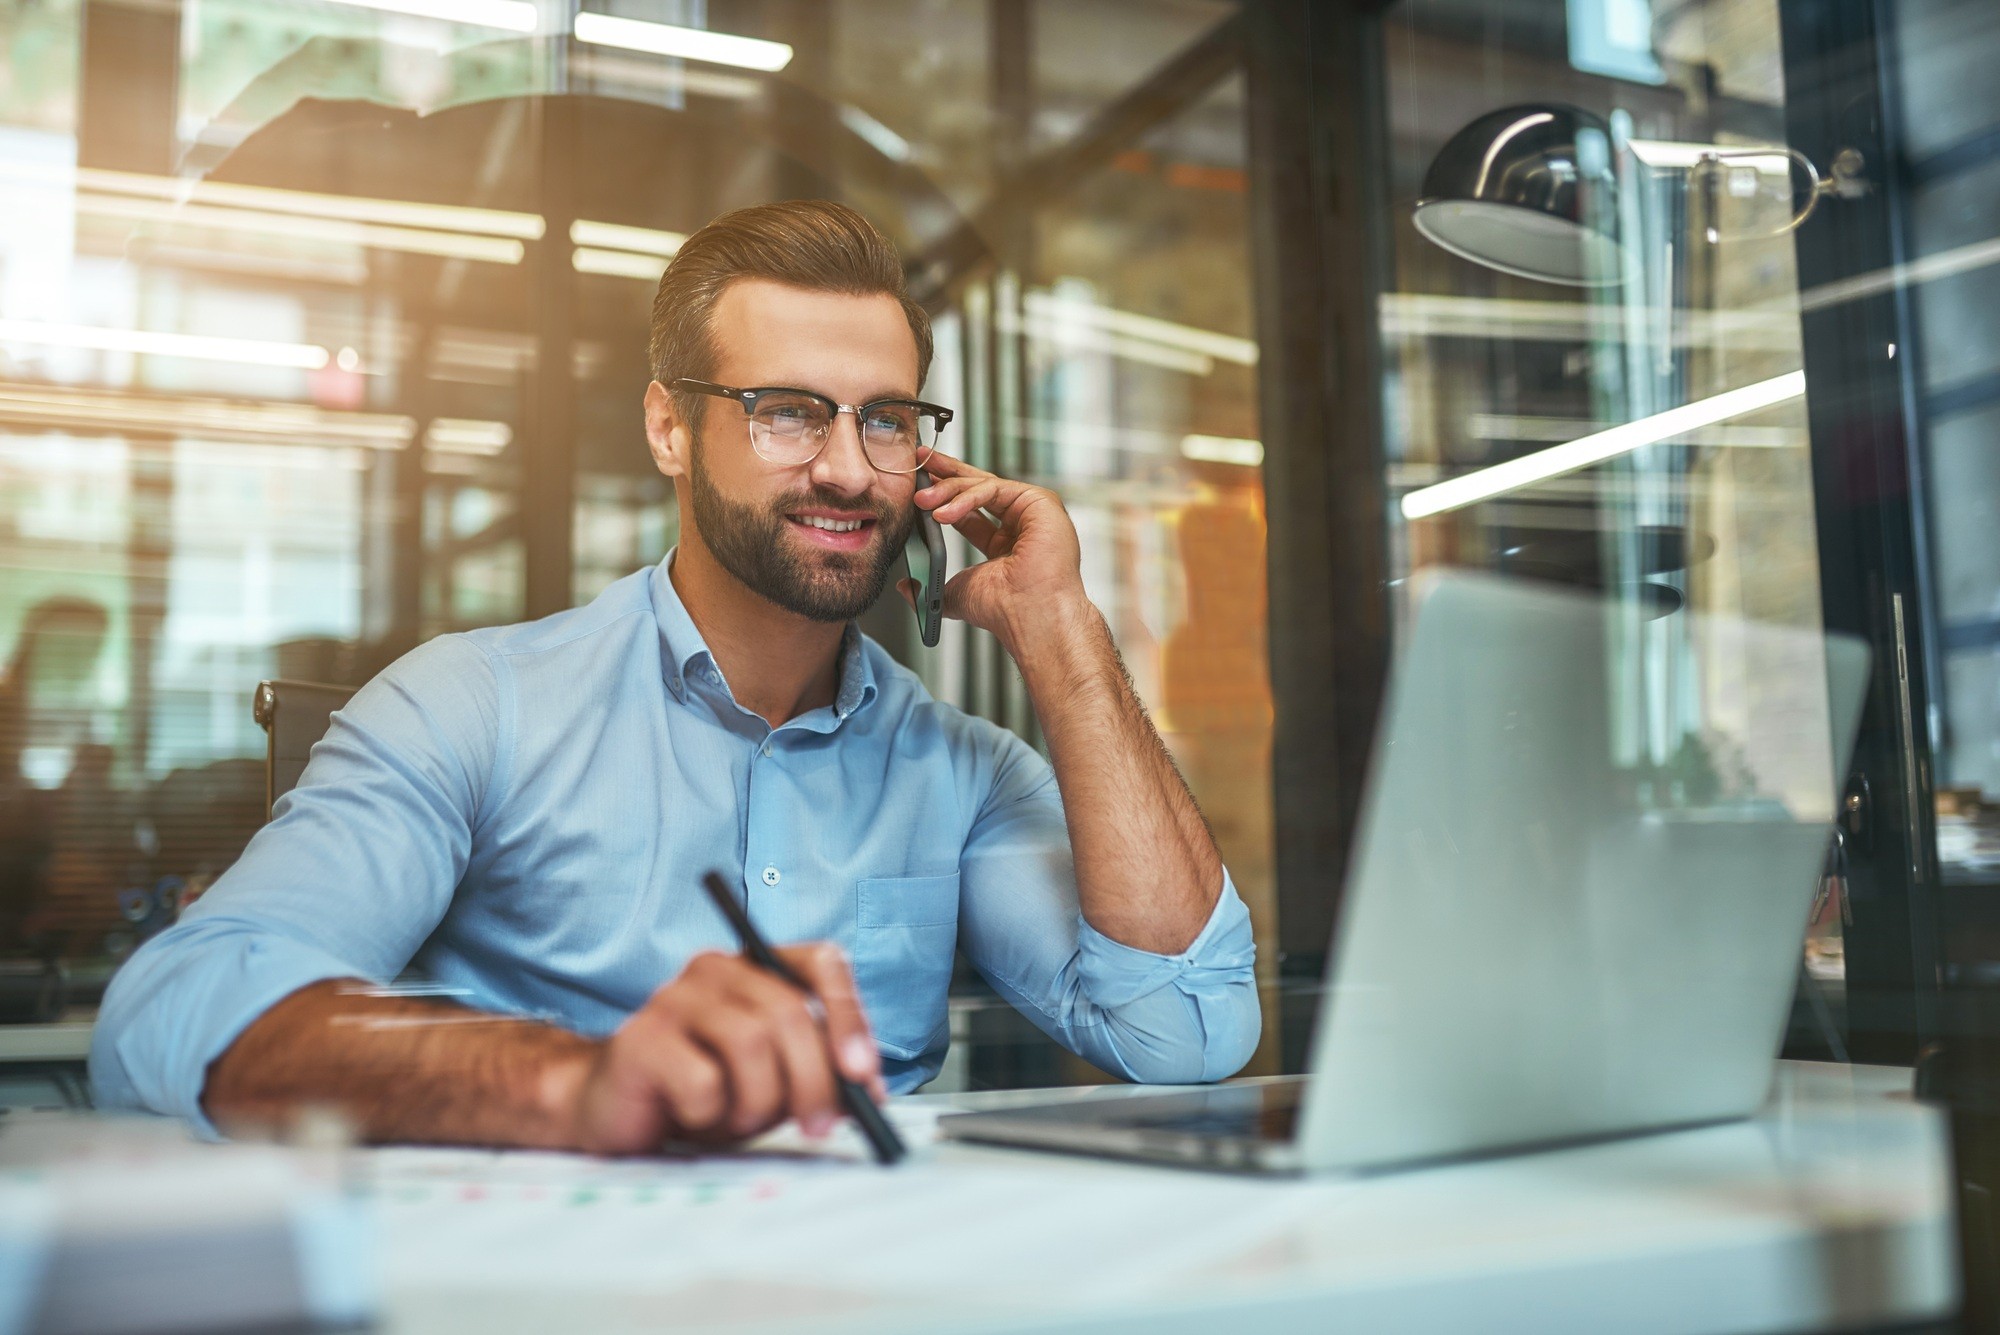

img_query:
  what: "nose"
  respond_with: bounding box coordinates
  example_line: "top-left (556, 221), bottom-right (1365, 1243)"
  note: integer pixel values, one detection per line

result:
top-left (807, 407), bottom-right (877, 499)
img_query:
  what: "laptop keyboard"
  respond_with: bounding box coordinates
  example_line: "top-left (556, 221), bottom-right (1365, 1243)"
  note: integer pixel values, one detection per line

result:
top-left (1111, 1083), bottom-right (1303, 1141)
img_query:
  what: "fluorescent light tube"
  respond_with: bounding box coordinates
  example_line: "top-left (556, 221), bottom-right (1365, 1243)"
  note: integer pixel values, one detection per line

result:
top-left (1002, 310), bottom-right (1215, 375)
top-left (1399, 370), bottom-right (1806, 519)
top-left (840, 105), bottom-right (911, 162)
top-left (321, 0), bottom-right (538, 32)
top-left (1181, 434), bottom-right (1264, 467)
top-left (425, 418), bottom-right (513, 454)
top-left (0, 160), bottom-right (544, 239)
top-left (0, 384), bottom-right (414, 446)
top-left (569, 220), bottom-right (685, 256)
top-left (1023, 292), bottom-right (1257, 365)
top-left (572, 247), bottom-right (669, 281)
top-left (572, 14), bottom-right (794, 71)
top-left (0, 319), bottom-right (331, 370)
top-left (77, 193), bottom-right (526, 264)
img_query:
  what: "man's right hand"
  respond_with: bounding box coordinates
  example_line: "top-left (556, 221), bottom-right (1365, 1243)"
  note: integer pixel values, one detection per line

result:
top-left (559, 944), bottom-right (884, 1154)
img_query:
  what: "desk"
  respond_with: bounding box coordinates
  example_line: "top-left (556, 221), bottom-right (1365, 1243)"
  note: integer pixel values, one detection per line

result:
top-left (373, 1061), bottom-right (1955, 1335)
top-left (0, 1020), bottom-right (93, 1065)
top-left (0, 1018), bottom-right (94, 1111)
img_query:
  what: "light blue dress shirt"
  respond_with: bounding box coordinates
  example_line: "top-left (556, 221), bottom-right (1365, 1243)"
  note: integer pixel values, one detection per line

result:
top-left (92, 553), bottom-right (1260, 1131)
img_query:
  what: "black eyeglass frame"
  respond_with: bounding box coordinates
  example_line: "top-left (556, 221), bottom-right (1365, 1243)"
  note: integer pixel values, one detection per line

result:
top-left (671, 378), bottom-right (954, 474)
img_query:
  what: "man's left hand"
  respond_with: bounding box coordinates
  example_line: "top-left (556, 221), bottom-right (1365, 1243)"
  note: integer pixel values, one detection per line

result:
top-left (901, 452), bottom-right (1090, 651)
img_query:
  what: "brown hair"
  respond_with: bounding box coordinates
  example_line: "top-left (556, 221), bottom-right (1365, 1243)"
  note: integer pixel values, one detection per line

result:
top-left (648, 200), bottom-right (933, 423)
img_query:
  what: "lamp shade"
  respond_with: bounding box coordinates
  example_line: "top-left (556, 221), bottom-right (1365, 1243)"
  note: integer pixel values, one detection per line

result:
top-left (1413, 103), bottom-right (1623, 286)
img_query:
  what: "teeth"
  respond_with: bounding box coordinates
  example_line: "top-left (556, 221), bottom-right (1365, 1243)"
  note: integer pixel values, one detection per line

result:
top-left (797, 516), bottom-right (864, 532)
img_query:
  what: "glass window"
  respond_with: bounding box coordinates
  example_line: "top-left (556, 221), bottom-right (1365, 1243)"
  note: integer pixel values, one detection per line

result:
top-left (1893, 1), bottom-right (2000, 889)
top-left (1379, 0), bottom-right (1847, 1025)
top-left (0, 0), bottom-right (1271, 1083)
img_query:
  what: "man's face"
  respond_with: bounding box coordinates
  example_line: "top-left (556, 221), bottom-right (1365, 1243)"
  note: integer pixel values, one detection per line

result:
top-left (674, 280), bottom-right (920, 623)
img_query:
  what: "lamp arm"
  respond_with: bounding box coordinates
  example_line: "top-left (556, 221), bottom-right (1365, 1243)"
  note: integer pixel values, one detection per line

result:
top-left (1693, 145), bottom-right (1864, 237)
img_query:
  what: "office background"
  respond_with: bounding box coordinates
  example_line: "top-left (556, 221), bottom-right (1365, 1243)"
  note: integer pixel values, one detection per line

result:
top-left (0, 0), bottom-right (1996, 1096)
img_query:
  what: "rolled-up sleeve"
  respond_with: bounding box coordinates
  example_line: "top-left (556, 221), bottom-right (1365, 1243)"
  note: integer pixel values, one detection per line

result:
top-left (954, 734), bottom-right (1260, 1085)
top-left (90, 635), bottom-right (505, 1133)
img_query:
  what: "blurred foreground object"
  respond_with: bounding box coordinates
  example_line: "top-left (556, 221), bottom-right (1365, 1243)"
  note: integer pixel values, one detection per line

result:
top-left (0, 1113), bottom-right (374, 1335)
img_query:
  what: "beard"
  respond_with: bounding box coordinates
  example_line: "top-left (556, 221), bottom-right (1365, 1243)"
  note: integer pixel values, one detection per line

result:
top-left (686, 444), bottom-right (916, 623)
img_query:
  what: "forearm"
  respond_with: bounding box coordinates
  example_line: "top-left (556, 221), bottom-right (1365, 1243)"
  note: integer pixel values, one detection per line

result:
top-left (202, 979), bottom-right (595, 1148)
top-left (1007, 596), bottom-right (1224, 953)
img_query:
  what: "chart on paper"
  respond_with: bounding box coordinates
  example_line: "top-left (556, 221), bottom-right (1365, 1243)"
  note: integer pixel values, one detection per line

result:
top-left (365, 1102), bottom-right (1337, 1329)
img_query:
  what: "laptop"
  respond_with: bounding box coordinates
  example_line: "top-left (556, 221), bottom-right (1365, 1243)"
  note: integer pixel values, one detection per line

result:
top-left (940, 572), bottom-right (1871, 1174)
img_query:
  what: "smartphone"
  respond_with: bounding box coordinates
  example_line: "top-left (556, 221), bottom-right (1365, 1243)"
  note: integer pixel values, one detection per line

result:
top-left (906, 468), bottom-right (948, 648)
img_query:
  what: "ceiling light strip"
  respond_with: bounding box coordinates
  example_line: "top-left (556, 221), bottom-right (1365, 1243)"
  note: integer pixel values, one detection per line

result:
top-left (0, 159), bottom-right (544, 240)
top-left (0, 319), bottom-right (331, 370)
top-left (321, 0), bottom-right (538, 32)
top-left (572, 14), bottom-right (794, 71)
top-left (1023, 292), bottom-right (1257, 365)
top-left (572, 247), bottom-right (669, 281)
top-left (1399, 370), bottom-right (1806, 520)
top-left (1180, 434), bottom-right (1263, 466)
top-left (569, 220), bottom-right (685, 256)
top-left (0, 386), bottom-right (414, 445)
top-left (1800, 235), bottom-right (2000, 313)
top-left (77, 193), bottom-right (527, 264)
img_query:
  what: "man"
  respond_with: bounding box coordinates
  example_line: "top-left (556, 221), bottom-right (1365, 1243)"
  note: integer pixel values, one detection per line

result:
top-left (92, 200), bottom-right (1259, 1151)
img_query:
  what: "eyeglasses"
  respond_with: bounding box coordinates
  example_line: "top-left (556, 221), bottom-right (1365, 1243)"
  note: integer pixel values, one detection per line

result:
top-left (672, 379), bottom-right (953, 475)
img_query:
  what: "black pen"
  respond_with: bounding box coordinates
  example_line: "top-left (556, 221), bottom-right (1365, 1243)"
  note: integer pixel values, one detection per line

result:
top-left (699, 870), bottom-right (907, 1166)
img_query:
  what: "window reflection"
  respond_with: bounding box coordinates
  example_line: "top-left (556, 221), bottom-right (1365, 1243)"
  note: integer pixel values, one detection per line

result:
top-left (0, 0), bottom-right (1273, 1066)
top-left (1380, 0), bottom-right (1845, 997)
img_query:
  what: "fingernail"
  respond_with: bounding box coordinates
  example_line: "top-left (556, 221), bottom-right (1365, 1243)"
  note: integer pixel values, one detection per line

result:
top-left (802, 1112), bottom-right (834, 1139)
top-left (841, 1035), bottom-right (875, 1076)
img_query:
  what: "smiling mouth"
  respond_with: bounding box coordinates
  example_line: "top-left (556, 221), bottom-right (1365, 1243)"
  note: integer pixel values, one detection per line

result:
top-left (790, 515), bottom-right (872, 533)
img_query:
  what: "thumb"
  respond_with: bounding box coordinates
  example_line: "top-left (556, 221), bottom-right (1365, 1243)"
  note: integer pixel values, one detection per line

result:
top-left (939, 568), bottom-right (980, 622)
top-left (896, 577), bottom-right (918, 612)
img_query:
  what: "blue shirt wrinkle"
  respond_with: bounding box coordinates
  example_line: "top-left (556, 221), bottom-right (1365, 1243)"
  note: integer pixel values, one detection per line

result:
top-left (91, 552), bottom-right (1260, 1132)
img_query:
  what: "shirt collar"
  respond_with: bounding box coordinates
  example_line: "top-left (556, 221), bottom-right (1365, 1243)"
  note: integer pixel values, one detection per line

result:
top-left (651, 549), bottom-right (878, 723)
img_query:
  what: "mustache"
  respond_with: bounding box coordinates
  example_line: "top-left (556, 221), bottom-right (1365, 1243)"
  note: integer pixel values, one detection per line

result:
top-left (769, 486), bottom-right (903, 526)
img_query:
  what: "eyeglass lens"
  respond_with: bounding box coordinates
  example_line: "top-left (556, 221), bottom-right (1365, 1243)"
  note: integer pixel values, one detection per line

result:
top-left (746, 392), bottom-right (940, 472)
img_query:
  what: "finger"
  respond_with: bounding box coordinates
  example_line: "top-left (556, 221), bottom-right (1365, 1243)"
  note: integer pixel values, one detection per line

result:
top-left (718, 965), bottom-right (842, 1134)
top-left (896, 576), bottom-right (918, 612)
top-left (951, 510), bottom-right (1004, 558)
top-left (685, 999), bottom-right (786, 1137)
top-left (580, 1019), bottom-right (726, 1150)
top-left (940, 569), bottom-right (982, 623)
top-left (914, 450), bottom-right (979, 480)
top-left (641, 1028), bottom-right (732, 1138)
top-left (913, 473), bottom-right (990, 514)
top-left (930, 478), bottom-right (1020, 526)
top-left (777, 943), bottom-right (881, 1091)
top-left (944, 477), bottom-right (1056, 533)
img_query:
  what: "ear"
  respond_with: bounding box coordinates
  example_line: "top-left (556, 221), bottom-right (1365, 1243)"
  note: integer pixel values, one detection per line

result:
top-left (643, 380), bottom-right (694, 480)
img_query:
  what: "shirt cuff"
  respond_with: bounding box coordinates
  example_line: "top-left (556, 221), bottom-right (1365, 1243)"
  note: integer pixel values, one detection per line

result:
top-left (91, 922), bottom-right (368, 1140)
top-left (1074, 869), bottom-right (1256, 1009)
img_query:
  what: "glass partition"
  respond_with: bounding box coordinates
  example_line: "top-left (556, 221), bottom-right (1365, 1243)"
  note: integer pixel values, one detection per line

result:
top-left (1378, 0), bottom-right (1845, 1039)
top-left (0, 0), bottom-right (1271, 1087)
top-left (1371, 0), bottom-right (2000, 1068)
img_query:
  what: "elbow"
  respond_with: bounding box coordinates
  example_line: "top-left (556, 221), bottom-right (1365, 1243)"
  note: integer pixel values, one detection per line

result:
top-left (1104, 977), bottom-right (1263, 1085)
top-left (1200, 993), bottom-right (1262, 1081)
top-left (1190, 977), bottom-right (1263, 1082)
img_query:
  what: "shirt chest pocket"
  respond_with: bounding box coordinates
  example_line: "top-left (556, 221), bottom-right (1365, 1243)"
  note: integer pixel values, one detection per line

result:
top-left (852, 873), bottom-right (960, 1060)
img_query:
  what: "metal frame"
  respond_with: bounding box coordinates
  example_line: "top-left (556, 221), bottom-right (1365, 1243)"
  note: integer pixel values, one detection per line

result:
top-left (1243, 0), bottom-right (1394, 1036)
top-left (1779, 0), bottom-right (1946, 1063)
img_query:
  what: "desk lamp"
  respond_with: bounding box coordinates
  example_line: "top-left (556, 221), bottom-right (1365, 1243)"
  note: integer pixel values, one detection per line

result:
top-left (1413, 100), bottom-right (1865, 285)
top-left (1412, 103), bottom-right (1624, 286)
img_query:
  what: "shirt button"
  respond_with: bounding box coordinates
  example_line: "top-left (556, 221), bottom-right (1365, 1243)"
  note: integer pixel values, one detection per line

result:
top-left (761, 866), bottom-right (781, 886)
top-left (760, 741), bottom-right (773, 757)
